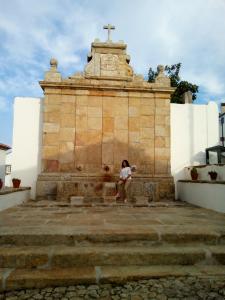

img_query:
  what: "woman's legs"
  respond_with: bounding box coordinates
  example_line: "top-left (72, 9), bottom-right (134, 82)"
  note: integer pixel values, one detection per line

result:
top-left (116, 180), bottom-right (124, 199)
top-left (124, 179), bottom-right (131, 202)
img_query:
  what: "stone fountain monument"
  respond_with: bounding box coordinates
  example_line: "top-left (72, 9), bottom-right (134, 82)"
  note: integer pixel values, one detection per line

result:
top-left (36, 25), bottom-right (174, 203)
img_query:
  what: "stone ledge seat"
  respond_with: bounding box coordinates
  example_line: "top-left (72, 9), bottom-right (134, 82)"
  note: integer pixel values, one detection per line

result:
top-left (36, 173), bottom-right (175, 203)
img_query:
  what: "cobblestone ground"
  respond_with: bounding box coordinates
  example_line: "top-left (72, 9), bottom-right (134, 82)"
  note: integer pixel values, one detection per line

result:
top-left (1, 276), bottom-right (225, 300)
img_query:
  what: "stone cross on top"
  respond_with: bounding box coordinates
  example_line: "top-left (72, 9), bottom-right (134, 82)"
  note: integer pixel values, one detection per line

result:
top-left (103, 24), bottom-right (115, 42)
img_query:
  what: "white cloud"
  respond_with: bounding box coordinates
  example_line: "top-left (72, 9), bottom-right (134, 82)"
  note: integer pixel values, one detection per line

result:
top-left (0, 0), bottom-right (105, 95)
top-left (183, 70), bottom-right (225, 96)
top-left (0, 0), bottom-right (225, 144)
top-left (214, 98), bottom-right (225, 107)
top-left (0, 0), bottom-right (225, 103)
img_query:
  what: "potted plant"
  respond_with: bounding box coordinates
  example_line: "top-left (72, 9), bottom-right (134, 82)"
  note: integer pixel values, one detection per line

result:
top-left (190, 167), bottom-right (198, 180)
top-left (12, 178), bottom-right (21, 188)
top-left (0, 179), bottom-right (3, 190)
top-left (208, 171), bottom-right (217, 181)
top-left (102, 165), bottom-right (112, 182)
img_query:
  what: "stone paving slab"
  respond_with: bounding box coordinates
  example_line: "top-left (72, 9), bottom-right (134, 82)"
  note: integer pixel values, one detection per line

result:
top-left (0, 245), bottom-right (208, 268)
top-left (0, 201), bottom-right (225, 246)
top-left (0, 201), bottom-right (225, 292)
top-left (5, 267), bottom-right (96, 291)
top-left (2, 265), bottom-right (225, 292)
top-left (1, 243), bottom-right (224, 270)
top-left (99, 265), bottom-right (200, 284)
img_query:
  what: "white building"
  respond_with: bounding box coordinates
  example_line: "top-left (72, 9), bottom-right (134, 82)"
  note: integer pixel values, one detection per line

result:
top-left (11, 98), bottom-right (42, 199)
top-left (5, 150), bottom-right (12, 186)
top-left (0, 143), bottom-right (11, 186)
top-left (171, 101), bottom-right (219, 187)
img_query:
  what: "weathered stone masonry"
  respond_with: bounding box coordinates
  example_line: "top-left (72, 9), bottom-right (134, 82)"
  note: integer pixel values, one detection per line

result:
top-left (37, 39), bottom-right (175, 201)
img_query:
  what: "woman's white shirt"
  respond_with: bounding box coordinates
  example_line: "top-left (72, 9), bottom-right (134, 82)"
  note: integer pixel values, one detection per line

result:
top-left (120, 167), bottom-right (132, 180)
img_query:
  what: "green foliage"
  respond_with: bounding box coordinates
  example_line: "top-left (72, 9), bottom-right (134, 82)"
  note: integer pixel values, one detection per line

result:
top-left (147, 63), bottom-right (198, 103)
top-left (148, 67), bottom-right (157, 83)
top-left (165, 63), bottom-right (181, 87)
top-left (208, 171), bottom-right (217, 175)
top-left (191, 167), bottom-right (198, 175)
top-left (171, 81), bottom-right (198, 103)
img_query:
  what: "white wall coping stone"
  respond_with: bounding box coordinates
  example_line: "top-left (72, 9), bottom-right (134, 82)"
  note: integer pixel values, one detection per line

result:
top-left (0, 187), bottom-right (31, 196)
top-left (177, 181), bottom-right (225, 213)
top-left (179, 179), bottom-right (225, 184)
top-left (0, 188), bottom-right (31, 211)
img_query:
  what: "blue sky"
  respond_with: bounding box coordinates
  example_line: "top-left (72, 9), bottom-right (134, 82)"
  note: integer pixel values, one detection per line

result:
top-left (0, 0), bottom-right (225, 146)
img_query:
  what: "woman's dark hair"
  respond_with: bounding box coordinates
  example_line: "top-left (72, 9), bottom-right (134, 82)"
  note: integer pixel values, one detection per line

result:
top-left (121, 160), bottom-right (130, 168)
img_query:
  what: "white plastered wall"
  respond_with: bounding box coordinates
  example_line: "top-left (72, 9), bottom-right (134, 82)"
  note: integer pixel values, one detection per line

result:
top-left (11, 98), bottom-right (219, 200)
top-left (0, 189), bottom-right (31, 211)
top-left (11, 97), bottom-right (42, 199)
top-left (171, 101), bottom-right (219, 198)
top-left (0, 150), bottom-right (6, 184)
top-left (5, 150), bottom-right (12, 186)
top-left (177, 182), bottom-right (225, 213)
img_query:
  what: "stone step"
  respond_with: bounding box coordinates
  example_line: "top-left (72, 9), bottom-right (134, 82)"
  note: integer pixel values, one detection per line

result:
top-left (0, 227), bottom-right (222, 246)
top-left (1, 265), bottom-right (225, 292)
top-left (0, 245), bottom-right (224, 269)
top-left (69, 194), bottom-right (176, 207)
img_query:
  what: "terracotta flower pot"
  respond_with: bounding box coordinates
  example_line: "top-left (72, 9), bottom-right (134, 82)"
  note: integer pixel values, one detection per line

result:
top-left (12, 179), bottom-right (21, 188)
top-left (103, 174), bottom-right (112, 182)
top-left (190, 167), bottom-right (198, 180)
top-left (191, 172), bottom-right (198, 180)
top-left (209, 173), bottom-right (217, 180)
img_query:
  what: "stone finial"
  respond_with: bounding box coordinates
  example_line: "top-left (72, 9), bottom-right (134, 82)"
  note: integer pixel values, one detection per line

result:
top-left (50, 58), bottom-right (58, 70)
top-left (155, 65), bottom-right (170, 87)
top-left (44, 57), bottom-right (62, 82)
top-left (157, 65), bottom-right (165, 74)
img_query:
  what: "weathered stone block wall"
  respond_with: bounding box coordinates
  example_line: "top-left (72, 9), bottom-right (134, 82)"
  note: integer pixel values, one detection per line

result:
top-left (36, 173), bottom-right (174, 202)
top-left (38, 40), bottom-right (174, 201)
top-left (42, 88), bottom-right (171, 177)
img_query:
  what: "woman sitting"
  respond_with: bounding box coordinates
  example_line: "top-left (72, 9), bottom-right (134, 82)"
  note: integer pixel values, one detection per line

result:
top-left (115, 160), bottom-right (132, 203)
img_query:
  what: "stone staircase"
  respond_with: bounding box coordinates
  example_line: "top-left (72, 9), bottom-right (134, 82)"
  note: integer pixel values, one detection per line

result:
top-left (1, 202), bottom-right (225, 292)
top-left (1, 229), bottom-right (225, 291)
